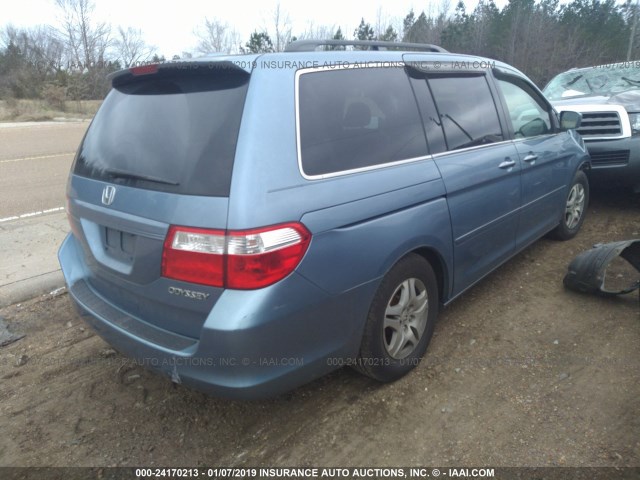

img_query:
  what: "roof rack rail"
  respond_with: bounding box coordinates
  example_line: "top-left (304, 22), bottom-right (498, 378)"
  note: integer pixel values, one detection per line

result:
top-left (284, 39), bottom-right (448, 53)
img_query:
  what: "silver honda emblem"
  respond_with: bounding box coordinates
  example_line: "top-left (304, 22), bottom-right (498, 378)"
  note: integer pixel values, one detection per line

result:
top-left (102, 185), bottom-right (116, 206)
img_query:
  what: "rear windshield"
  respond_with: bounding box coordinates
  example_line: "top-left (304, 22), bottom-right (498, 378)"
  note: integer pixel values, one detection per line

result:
top-left (74, 69), bottom-right (249, 196)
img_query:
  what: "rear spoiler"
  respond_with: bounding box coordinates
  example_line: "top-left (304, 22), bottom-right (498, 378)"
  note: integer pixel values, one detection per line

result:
top-left (108, 60), bottom-right (253, 87)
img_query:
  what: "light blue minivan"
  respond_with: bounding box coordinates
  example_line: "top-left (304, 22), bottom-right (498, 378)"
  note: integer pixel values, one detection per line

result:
top-left (59, 40), bottom-right (589, 399)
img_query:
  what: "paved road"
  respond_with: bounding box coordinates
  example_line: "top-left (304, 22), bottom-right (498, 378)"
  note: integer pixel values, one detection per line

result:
top-left (0, 121), bottom-right (89, 220)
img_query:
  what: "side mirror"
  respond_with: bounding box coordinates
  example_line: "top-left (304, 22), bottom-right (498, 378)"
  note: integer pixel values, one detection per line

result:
top-left (559, 111), bottom-right (582, 131)
top-left (519, 118), bottom-right (547, 137)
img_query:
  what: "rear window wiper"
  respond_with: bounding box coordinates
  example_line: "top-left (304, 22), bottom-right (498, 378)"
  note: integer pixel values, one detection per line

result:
top-left (105, 168), bottom-right (179, 186)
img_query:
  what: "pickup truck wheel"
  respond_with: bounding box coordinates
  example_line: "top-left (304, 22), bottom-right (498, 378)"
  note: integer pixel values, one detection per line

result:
top-left (353, 254), bottom-right (438, 382)
top-left (550, 170), bottom-right (589, 241)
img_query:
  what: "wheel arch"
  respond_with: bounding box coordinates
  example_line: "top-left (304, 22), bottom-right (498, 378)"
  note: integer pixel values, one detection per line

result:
top-left (578, 156), bottom-right (591, 174)
top-left (406, 246), bottom-right (450, 305)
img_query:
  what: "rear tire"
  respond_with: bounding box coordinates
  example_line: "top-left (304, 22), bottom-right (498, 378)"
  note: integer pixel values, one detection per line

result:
top-left (353, 254), bottom-right (439, 382)
top-left (550, 170), bottom-right (589, 241)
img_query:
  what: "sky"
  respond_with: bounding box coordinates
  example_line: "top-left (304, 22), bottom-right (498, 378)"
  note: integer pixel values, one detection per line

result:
top-left (4, 0), bottom-right (507, 58)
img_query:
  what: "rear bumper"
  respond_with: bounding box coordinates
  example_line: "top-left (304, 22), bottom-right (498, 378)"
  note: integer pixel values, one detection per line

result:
top-left (59, 233), bottom-right (376, 399)
top-left (585, 136), bottom-right (640, 190)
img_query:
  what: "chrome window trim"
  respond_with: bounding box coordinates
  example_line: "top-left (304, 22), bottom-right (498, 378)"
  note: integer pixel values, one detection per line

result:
top-left (299, 155), bottom-right (434, 180)
top-left (430, 139), bottom-right (514, 158)
top-left (510, 134), bottom-right (557, 145)
top-left (295, 63), bottom-right (520, 178)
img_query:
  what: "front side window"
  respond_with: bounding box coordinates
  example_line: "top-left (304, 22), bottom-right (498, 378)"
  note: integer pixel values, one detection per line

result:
top-left (427, 75), bottom-right (504, 151)
top-left (497, 78), bottom-right (552, 138)
top-left (298, 66), bottom-right (428, 177)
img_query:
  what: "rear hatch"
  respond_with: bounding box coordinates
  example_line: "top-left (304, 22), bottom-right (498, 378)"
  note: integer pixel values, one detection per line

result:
top-left (66, 61), bottom-right (250, 338)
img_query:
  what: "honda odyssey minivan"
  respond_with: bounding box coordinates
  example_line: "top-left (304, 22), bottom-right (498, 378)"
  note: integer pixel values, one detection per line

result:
top-left (59, 40), bottom-right (589, 399)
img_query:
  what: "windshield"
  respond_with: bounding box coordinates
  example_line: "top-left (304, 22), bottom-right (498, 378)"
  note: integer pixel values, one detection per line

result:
top-left (543, 64), bottom-right (640, 100)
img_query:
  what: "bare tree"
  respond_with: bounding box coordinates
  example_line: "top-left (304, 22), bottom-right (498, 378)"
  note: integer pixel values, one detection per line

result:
top-left (439, 0), bottom-right (452, 19)
top-left (194, 17), bottom-right (240, 54)
top-left (373, 7), bottom-right (401, 39)
top-left (294, 22), bottom-right (336, 41)
top-left (372, 7), bottom-right (402, 41)
top-left (1, 24), bottom-right (65, 72)
top-left (54, 0), bottom-right (116, 99)
top-left (272, 2), bottom-right (292, 52)
top-left (55, 0), bottom-right (111, 68)
top-left (0, 24), bottom-right (66, 98)
top-left (627, 0), bottom-right (640, 60)
top-left (114, 26), bottom-right (155, 67)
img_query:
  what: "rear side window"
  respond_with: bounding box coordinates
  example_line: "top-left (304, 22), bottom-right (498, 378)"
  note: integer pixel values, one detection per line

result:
top-left (74, 69), bottom-right (249, 196)
top-left (428, 75), bottom-right (503, 151)
top-left (298, 67), bottom-right (428, 177)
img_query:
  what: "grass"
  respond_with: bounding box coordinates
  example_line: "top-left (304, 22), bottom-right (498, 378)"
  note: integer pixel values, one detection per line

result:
top-left (0, 98), bottom-right (101, 122)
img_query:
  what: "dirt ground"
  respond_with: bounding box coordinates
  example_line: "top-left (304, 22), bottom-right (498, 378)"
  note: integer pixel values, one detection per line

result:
top-left (0, 189), bottom-right (639, 469)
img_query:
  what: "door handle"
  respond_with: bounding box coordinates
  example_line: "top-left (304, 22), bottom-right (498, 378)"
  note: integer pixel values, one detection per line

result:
top-left (499, 159), bottom-right (516, 169)
top-left (524, 154), bottom-right (538, 163)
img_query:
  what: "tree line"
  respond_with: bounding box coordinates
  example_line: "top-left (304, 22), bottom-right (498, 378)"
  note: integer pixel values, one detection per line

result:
top-left (0, 0), bottom-right (638, 103)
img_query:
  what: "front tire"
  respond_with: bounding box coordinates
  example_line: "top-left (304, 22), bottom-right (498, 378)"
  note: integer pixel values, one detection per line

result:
top-left (354, 254), bottom-right (439, 382)
top-left (550, 170), bottom-right (589, 241)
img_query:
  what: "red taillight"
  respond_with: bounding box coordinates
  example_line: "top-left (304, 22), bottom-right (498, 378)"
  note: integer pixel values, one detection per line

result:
top-left (162, 226), bottom-right (225, 287)
top-left (161, 223), bottom-right (311, 289)
top-left (130, 64), bottom-right (158, 76)
top-left (226, 224), bottom-right (311, 289)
